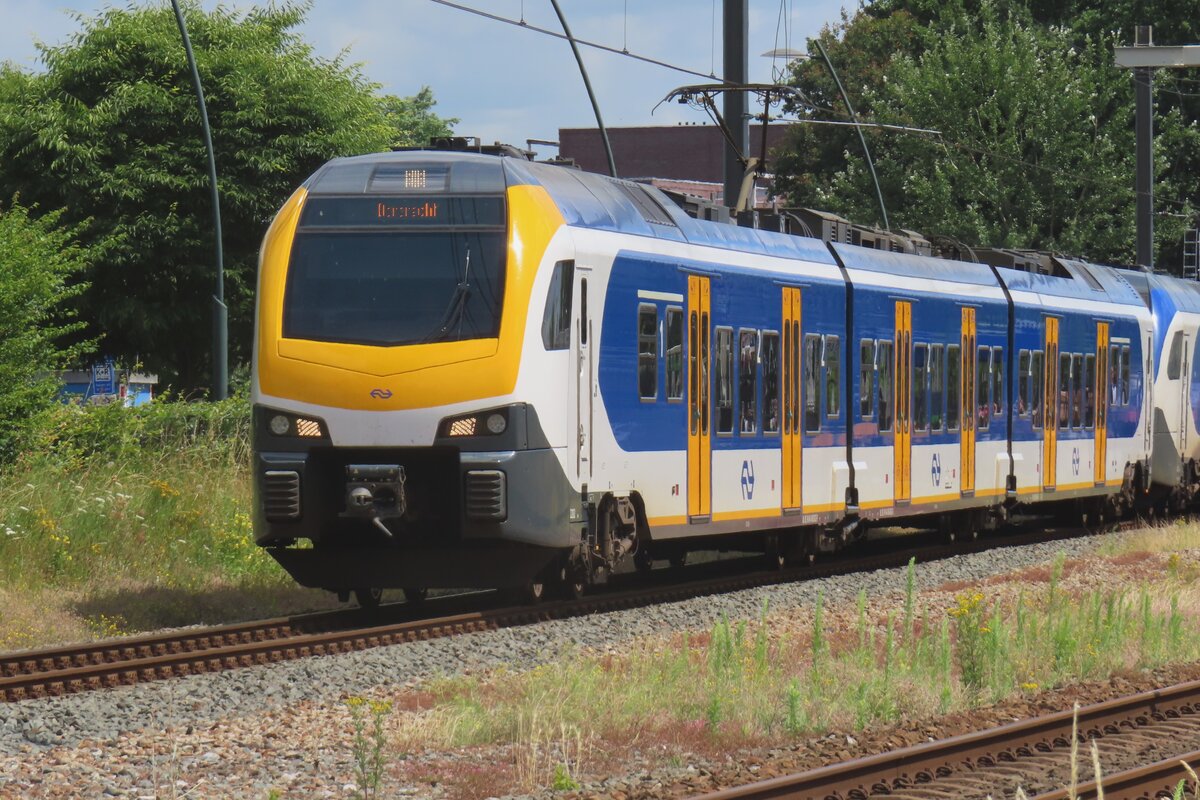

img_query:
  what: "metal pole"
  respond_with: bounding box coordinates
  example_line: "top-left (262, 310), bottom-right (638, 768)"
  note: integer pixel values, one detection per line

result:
top-left (813, 39), bottom-right (889, 231)
top-left (722, 0), bottom-right (748, 208)
top-left (549, 0), bottom-right (617, 178)
top-left (1134, 25), bottom-right (1154, 270)
top-left (171, 0), bottom-right (227, 399)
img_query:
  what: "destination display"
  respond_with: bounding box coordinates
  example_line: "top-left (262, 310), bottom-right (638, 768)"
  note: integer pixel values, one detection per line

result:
top-left (299, 196), bottom-right (505, 228)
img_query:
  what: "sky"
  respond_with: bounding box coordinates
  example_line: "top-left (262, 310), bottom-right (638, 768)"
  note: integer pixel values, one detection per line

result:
top-left (0, 0), bottom-right (851, 148)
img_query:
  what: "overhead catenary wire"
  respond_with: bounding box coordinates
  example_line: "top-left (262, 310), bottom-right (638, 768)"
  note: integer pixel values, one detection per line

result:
top-left (429, 0), bottom-right (733, 83)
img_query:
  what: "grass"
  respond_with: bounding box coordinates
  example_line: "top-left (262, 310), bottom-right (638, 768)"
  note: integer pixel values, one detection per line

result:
top-left (0, 397), bottom-right (335, 650)
top-left (388, 556), bottom-right (1200, 794)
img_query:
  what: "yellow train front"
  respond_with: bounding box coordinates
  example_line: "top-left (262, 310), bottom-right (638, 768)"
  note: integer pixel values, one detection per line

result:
top-left (252, 148), bottom-right (579, 600)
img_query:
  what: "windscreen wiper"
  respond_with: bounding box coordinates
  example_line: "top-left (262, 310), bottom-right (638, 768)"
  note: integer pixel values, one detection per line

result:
top-left (421, 243), bottom-right (471, 343)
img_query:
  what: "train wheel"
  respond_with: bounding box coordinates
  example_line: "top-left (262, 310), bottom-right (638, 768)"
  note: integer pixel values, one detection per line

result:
top-left (354, 587), bottom-right (383, 610)
top-left (403, 587), bottom-right (427, 605)
top-left (560, 567), bottom-right (586, 600)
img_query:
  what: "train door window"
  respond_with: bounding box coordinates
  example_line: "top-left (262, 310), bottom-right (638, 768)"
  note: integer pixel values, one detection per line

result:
top-left (1084, 353), bottom-right (1096, 428)
top-left (1031, 351), bottom-right (1044, 428)
top-left (665, 307), bottom-right (684, 401)
top-left (931, 344), bottom-right (945, 431)
top-left (1109, 344), bottom-right (1121, 404)
top-left (1058, 353), bottom-right (1072, 428)
top-left (860, 340), bottom-right (876, 419)
top-left (913, 344), bottom-right (929, 432)
top-left (580, 279), bottom-right (588, 345)
top-left (1168, 331), bottom-right (1184, 380)
top-left (991, 347), bottom-right (1004, 417)
top-left (762, 332), bottom-right (780, 433)
top-left (878, 340), bottom-right (894, 432)
top-left (638, 304), bottom-right (658, 401)
top-left (1018, 350), bottom-right (1031, 416)
top-left (1080, 352), bottom-right (1089, 429)
top-left (540, 260), bottom-right (573, 350)
top-left (976, 346), bottom-right (991, 430)
top-left (1120, 345), bottom-right (1131, 404)
top-left (1032, 347), bottom-right (1041, 424)
top-left (804, 334), bottom-right (822, 432)
top-left (946, 344), bottom-right (960, 431)
top-left (738, 329), bottom-right (758, 434)
top-left (689, 310), bottom-right (698, 434)
top-left (715, 327), bottom-right (734, 435)
top-left (824, 335), bottom-right (841, 419)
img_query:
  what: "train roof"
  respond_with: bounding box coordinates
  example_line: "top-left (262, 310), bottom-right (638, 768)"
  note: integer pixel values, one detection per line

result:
top-left (302, 149), bottom-right (1157, 310)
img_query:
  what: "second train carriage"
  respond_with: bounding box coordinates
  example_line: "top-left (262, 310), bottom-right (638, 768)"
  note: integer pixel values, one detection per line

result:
top-left (253, 146), bottom-right (1169, 601)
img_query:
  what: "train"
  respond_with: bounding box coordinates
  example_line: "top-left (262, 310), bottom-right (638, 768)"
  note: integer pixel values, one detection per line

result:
top-left (250, 141), bottom-right (1200, 606)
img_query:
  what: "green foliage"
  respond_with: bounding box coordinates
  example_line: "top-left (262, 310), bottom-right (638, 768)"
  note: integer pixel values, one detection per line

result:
top-left (0, 2), bottom-right (454, 389)
top-left (775, 0), bottom-right (1200, 267)
top-left (0, 200), bottom-right (92, 462)
top-left (381, 87), bottom-right (457, 149)
top-left (346, 697), bottom-right (392, 800)
top-left (0, 396), bottom-right (275, 596)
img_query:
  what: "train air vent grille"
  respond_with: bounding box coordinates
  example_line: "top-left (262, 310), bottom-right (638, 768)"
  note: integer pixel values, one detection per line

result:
top-left (263, 470), bottom-right (301, 521)
top-left (464, 470), bottom-right (507, 521)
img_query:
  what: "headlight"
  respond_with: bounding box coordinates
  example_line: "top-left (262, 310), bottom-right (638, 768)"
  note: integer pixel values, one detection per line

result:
top-left (261, 409), bottom-right (326, 438)
top-left (439, 407), bottom-right (511, 438)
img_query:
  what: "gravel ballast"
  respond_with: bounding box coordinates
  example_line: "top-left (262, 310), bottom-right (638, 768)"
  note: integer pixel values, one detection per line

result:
top-left (0, 532), bottom-right (1112, 756)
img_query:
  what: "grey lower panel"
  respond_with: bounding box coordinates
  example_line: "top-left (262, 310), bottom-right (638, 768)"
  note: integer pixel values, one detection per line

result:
top-left (460, 448), bottom-right (576, 548)
top-left (267, 543), bottom-right (565, 590)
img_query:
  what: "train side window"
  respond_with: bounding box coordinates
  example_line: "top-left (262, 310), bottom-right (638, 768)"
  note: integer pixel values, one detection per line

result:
top-left (976, 346), bottom-right (991, 430)
top-left (1080, 352), bottom-right (1089, 429)
top-left (1031, 350), bottom-right (1044, 428)
top-left (715, 327), bottom-right (734, 434)
top-left (877, 340), bottom-right (894, 432)
top-left (804, 334), bottom-right (822, 432)
top-left (637, 304), bottom-right (657, 400)
top-left (540, 260), bottom-right (573, 350)
top-left (1084, 353), bottom-right (1096, 428)
top-left (824, 335), bottom-right (841, 419)
top-left (762, 332), bottom-right (780, 434)
top-left (860, 340), bottom-right (876, 419)
top-left (665, 307), bottom-right (684, 401)
top-left (1059, 352), bottom-right (1072, 428)
top-left (930, 344), bottom-right (944, 431)
top-left (1018, 350), bottom-right (1031, 416)
top-left (1168, 331), bottom-right (1184, 380)
top-left (739, 329), bottom-right (758, 434)
top-left (913, 343), bottom-right (929, 432)
top-left (991, 347), bottom-right (1004, 417)
top-left (1121, 345), bottom-right (1131, 404)
top-left (1109, 344), bottom-right (1121, 405)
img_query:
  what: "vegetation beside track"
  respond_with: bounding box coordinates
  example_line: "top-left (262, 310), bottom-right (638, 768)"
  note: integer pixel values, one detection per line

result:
top-left (0, 395), bottom-right (334, 650)
top-left (387, 537), bottom-right (1200, 795)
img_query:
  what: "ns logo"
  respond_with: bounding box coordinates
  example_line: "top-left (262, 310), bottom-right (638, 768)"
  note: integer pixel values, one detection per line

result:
top-left (369, 388), bottom-right (393, 400)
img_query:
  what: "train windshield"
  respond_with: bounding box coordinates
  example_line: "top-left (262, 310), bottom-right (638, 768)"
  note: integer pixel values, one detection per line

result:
top-left (283, 197), bottom-right (507, 347)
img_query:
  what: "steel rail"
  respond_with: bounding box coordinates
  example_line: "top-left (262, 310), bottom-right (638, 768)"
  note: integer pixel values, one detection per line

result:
top-left (1032, 750), bottom-right (1200, 799)
top-left (0, 521), bottom-right (1111, 703)
top-left (691, 680), bottom-right (1200, 799)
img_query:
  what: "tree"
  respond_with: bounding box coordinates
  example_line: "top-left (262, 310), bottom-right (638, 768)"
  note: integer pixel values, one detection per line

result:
top-left (0, 201), bottom-right (91, 462)
top-left (0, 2), bottom-right (455, 390)
top-left (774, 0), bottom-right (1199, 267)
top-left (381, 87), bottom-right (458, 149)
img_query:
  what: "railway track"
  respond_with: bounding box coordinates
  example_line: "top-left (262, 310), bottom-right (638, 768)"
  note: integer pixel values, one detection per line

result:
top-left (694, 678), bottom-right (1200, 800)
top-left (0, 521), bottom-right (1104, 703)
